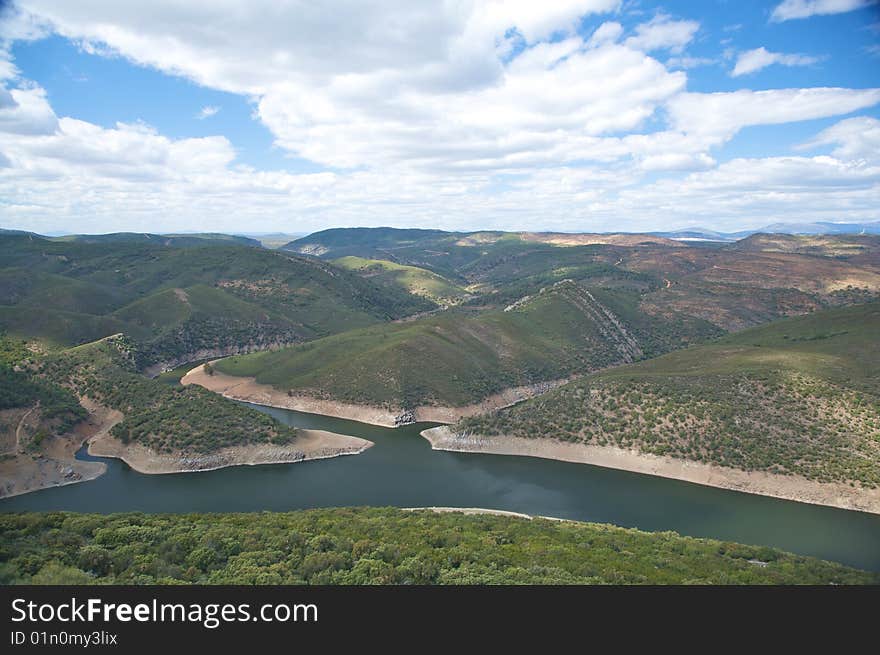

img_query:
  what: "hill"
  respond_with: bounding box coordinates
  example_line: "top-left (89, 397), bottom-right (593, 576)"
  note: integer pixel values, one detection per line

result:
top-left (332, 256), bottom-right (470, 305)
top-left (0, 234), bottom-right (433, 370)
top-left (211, 279), bottom-right (720, 415)
top-left (1, 508), bottom-right (874, 585)
top-left (455, 302), bottom-right (880, 498)
top-left (729, 233), bottom-right (880, 265)
top-left (51, 232), bottom-right (264, 248)
top-left (285, 227), bottom-right (880, 332)
top-left (1, 332), bottom-right (371, 497)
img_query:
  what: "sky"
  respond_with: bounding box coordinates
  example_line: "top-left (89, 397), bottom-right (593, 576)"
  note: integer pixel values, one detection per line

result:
top-left (0, 0), bottom-right (878, 235)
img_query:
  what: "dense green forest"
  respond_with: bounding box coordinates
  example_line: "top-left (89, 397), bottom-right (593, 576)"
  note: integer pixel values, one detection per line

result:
top-left (458, 302), bottom-right (880, 487)
top-left (1, 508), bottom-right (875, 585)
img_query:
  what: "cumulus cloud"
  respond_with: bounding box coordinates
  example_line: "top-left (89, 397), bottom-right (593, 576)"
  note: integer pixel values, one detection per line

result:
top-left (624, 14), bottom-right (700, 54)
top-left (0, 1), bottom-right (878, 234)
top-left (667, 87), bottom-right (880, 142)
top-left (731, 47), bottom-right (820, 76)
top-left (798, 116), bottom-right (880, 161)
top-left (770, 0), bottom-right (876, 22)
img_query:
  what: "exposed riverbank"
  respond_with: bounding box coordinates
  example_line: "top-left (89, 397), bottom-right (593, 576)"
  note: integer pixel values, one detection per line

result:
top-left (403, 506), bottom-right (567, 521)
top-left (88, 427), bottom-right (372, 474)
top-left (181, 362), bottom-right (569, 427)
top-left (0, 398), bottom-right (115, 499)
top-left (421, 426), bottom-right (880, 515)
top-left (1, 394), bottom-right (372, 497)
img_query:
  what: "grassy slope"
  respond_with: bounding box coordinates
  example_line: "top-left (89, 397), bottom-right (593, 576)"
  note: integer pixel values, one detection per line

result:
top-left (333, 256), bottom-right (468, 305)
top-left (458, 303), bottom-right (880, 487)
top-left (1, 508), bottom-right (875, 585)
top-left (214, 280), bottom-right (679, 408)
top-left (0, 234), bottom-right (432, 365)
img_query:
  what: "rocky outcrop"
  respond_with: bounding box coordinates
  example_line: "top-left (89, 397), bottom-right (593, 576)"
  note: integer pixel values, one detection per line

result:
top-left (394, 409), bottom-right (417, 426)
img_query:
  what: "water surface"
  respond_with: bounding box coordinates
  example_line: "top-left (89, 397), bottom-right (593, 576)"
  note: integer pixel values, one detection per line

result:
top-left (3, 403), bottom-right (879, 571)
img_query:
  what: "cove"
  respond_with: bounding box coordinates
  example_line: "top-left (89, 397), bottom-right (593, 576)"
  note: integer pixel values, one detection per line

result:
top-left (2, 402), bottom-right (880, 572)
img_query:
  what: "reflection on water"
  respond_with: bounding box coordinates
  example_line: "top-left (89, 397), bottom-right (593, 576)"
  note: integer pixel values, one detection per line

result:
top-left (3, 402), bottom-right (880, 571)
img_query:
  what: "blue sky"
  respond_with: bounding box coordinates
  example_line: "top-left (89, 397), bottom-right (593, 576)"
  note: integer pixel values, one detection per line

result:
top-left (0, 0), bottom-right (878, 234)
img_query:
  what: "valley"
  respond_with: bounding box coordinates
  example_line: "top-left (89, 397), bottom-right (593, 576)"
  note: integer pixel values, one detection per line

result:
top-left (2, 226), bottom-right (879, 575)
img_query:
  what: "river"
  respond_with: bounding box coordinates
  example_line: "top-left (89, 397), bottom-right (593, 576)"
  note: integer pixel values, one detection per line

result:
top-left (2, 402), bottom-right (879, 571)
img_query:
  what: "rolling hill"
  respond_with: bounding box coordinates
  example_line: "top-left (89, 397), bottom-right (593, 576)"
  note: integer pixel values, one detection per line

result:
top-left (213, 279), bottom-right (720, 412)
top-left (0, 233), bottom-right (433, 370)
top-left (333, 256), bottom-right (470, 306)
top-left (456, 302), bottom-right (880, 490)
top-left (285, 227), bottom-right (880, 333)
top-left (50, 232), bottom-right (264, 248)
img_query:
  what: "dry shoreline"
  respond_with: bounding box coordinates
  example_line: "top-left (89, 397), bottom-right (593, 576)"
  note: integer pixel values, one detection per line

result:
top-left (88, 428), bottom-right (372, 475)
top-left (0, 399), bottom-right (116, 499)
top-left (403, 507), bottom-right (567, 521)
top-left (1, 394), bottom-right (373, 497)
top-left (181, 362), bottom-right (569, 427)
top-left (420, 426), bottom-right (880, 515)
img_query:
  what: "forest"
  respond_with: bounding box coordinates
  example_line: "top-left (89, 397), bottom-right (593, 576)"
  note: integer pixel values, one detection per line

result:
top-left (1, 508), bottom-right (875, 585)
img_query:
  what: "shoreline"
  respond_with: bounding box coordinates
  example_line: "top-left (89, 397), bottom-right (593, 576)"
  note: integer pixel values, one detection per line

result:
top-left (0, 398), bottom-right (116, 499)
top-left (87, 428), bottom-right (373, 475)
top-left (420, 426), bottom-right (880, 515)
top-left (1, 395), bottom-right (373, 497)
top-left (181, 362), bottom-right (569, 427)
top-left (403, 506), bottom-right (567, 522)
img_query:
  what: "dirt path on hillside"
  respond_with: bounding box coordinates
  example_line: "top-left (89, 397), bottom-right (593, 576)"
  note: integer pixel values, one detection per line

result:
top-left (14, 405), bottom-right (38, 452)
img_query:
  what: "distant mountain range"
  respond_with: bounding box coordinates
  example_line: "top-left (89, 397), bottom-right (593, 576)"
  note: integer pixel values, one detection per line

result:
top-left (651, 221), bottom-right (880, 242)
top-left (4, 220), bottom-right (879, 247)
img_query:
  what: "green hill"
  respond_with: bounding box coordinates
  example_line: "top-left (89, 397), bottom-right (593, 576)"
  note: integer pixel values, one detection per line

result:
top-left (50, 232), bottom-right (263, 248)
top-left (1, 508), bottom-right (874, 585)
top-left (214, 280), bottom-right (719, 409)
top-left (458, 302), bottom-right (880, 488)
top-left (333, 256), bottom-right (469, 305)
top-left (0, 234), bottom-right (433, 368)
top-left (287, 227), bottom-right (880, 333)
top-left (33, 334), bottom-right (299, 454)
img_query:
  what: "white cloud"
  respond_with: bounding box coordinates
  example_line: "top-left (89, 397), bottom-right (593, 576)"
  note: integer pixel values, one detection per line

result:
top-left (196, 105), bottom-right (220, 120)
top-left (0, 1), bottom-right (879, 235)
top-left (587, 21), bottom-right (623, 47)
top-left (667, 88), bottom-right (880, 142)
top-left (731, 47), bottom-right (820, 76)
top-left (0, 85), bottom-right (59, 135)
top-left (624, 14), bottom-right (700, 54)
top-left (770, 0), bottom-right (876, 22)
top-left (608, 155), bottom-right (880, 229)
top-left (256, 41), bottom-right (686, 170)
top-left (798, 116), bottom-right (880, 161)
